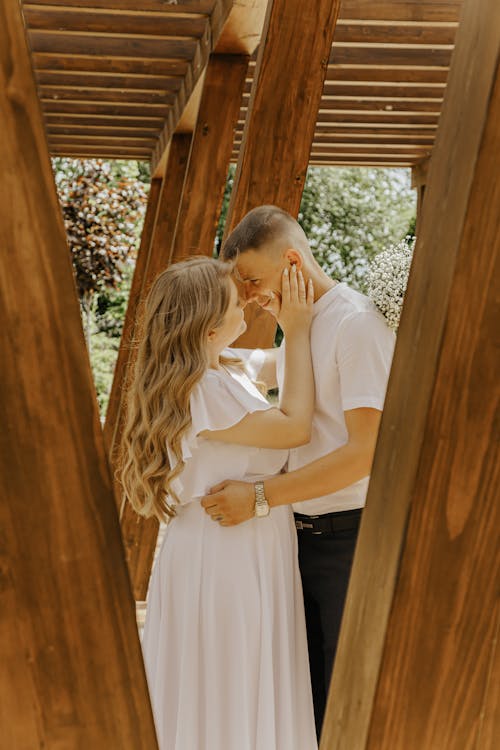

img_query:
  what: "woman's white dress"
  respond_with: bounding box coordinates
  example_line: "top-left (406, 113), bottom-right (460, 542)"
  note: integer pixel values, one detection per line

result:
top-left (141, 363), bottom-right (317, 750)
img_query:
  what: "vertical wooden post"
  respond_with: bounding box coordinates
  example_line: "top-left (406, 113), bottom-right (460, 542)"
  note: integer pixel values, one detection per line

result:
top-left (411, 157), bottom-right (430, 236)
top-left (170, 54), bottom-right (249, 263)
top-left (143, 133), bottom-right (193, 290)
top-left (224, 0), bottom-right (342, 347)
top-left (321, 1), bottom-right (500, 747)
top-left (103, 177), bottom-right (162, 456)
top-left (0, 2), bottom-right (158, 747)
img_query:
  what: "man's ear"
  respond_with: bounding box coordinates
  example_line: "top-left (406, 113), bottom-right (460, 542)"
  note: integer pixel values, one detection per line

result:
top-left (284, 248), bottom-right (303, 270)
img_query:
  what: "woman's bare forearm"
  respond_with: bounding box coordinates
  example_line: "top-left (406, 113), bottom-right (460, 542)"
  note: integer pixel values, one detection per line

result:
top-left (278, 329), bottom-right (314, 434)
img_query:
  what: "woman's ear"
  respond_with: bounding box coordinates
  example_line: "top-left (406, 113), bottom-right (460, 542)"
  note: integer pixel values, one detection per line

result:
top-left (284, 248), bottom-right (303, 271)
top-left (207, 328), bottom-right (217, 342)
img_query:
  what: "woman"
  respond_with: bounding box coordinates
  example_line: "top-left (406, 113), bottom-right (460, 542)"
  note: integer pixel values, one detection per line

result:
top-left (121, 256), bottom-right (317, 750)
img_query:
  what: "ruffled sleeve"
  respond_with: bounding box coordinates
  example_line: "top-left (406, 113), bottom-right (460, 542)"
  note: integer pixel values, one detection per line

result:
top-left (167, 369), bottom-right (277, 504)
top-left (181, 370), bottom-right (270, 459)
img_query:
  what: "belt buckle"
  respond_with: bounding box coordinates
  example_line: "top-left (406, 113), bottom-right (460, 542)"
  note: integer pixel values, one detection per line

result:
top-left (295, 519), bottom-right (314, 531)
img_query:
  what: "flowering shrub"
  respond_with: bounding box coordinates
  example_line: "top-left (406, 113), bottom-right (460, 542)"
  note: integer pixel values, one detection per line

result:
top-left (367, 237), bottom-right (415, 331)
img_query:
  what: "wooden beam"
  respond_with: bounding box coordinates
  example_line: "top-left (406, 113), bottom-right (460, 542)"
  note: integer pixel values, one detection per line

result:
top-left (103, 178), bottom-right (163, 457)
top-left (0, 1), bottom-right (158, 747)
top-left (148, 0), bottom-right (234, 173)
top-left (224, 0), bottom-right (342, 348)
top-left (412, 156), bottom-right (431, 233)
top-left (321, 0), bottom-right (500, 747)
top-left (170, 54), bottom-right (248, 263)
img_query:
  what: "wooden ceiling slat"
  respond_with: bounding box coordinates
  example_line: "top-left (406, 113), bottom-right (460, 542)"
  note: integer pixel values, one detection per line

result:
top-left (45, 113), bottom-right (164, 127)
top-left (338, 1), bottom-right (462, 23)
top-left (48, 125), bottom-right (162, 137)
top-left (51, 145), bottom-right (153, 155)
top-left (326, 66), bottom-right (450, 83)
top-left (322, 83), bottom-right (446, 98)
top-left (24, 1), bottom-right (217, 13)
top-left (33, 52), bottom-right (188, 79)
top-left (333, 23), bottom-right (457, 46)
top-left (313, 121), bottom-right (438, 130)
top-left (32, 52), bottom-right (189, 76)
top-left (41, 86), bottom-right (175, 105)
top-left (42, 100), bottom-right (171, 117)
top-left (330, 46), bottom-right (453, 66)
top-left (36, 71), bottom-right (184, 90)
top-left (48, 133), bottom-right (157, 143)
top-left (309, 145), bottom-right (431, 155)
top-left (23, 7), bottom-right (208, 37)
top-left (319, 99), bottom-right (442, 112)
top-left (311, 126), bottom-right (437, 136)
top-left (29, 30), bottom-right (201, 60)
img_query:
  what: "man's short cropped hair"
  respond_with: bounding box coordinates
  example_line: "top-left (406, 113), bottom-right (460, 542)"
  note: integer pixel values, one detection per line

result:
top-left (221, 205), bottom-right (306, 261)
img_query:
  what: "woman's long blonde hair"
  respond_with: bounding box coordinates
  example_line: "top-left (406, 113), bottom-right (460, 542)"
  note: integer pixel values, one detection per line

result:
top-left (120, 256), bottom-right (236, 522)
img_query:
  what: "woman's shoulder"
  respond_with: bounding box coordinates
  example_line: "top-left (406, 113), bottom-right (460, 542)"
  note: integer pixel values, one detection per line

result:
top-left (193, 366), bottom-right (267, 407)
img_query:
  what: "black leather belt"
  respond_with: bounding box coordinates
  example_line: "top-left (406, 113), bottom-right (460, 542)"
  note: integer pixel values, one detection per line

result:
top-left (294, 508), bottom-right (362, 535)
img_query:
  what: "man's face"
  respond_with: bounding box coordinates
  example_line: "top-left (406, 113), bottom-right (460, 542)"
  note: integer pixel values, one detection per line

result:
top-left (233, 249), bottom-right (285, 316)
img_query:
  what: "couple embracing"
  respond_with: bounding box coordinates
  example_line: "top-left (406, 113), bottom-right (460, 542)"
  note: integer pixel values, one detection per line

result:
top-left (121, 205), bottom-right (395, 750)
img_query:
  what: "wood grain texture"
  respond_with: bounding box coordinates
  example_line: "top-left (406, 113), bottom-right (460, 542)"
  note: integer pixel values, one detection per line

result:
top-left (224, 0), bottom-right (342, 348)
top-left (170, 54), bottom-right (248, 263)
top-left (0, 2), bottom-right (158, 747)
top-left (367, 60), bottom-right (500, 749)
top-left (321, 0), bottom-right (500, 747)
top-left (103, 178), bottom-right (163, 458)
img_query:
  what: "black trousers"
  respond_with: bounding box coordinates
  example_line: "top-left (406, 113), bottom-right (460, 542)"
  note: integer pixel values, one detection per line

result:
top-left (297, 520), bottom-right (360, 738)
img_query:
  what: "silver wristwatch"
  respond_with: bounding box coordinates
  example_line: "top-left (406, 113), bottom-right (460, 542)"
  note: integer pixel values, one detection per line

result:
top-left (254, 481), bottom-right (270, 517)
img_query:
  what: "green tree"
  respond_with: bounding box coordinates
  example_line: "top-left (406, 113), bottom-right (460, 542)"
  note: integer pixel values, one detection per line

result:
top-left (53, 158), bottom-right (148, 350)
top-left (298, 167), bottom-right (416, 292)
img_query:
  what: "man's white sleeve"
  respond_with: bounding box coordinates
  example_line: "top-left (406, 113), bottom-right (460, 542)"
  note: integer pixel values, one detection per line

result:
top-left (336, 311), bottom-right (396, 412)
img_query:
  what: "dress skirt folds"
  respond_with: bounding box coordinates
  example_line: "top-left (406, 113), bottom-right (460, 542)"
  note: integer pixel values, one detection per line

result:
top-left (141, 364), bottom-right (317, 750)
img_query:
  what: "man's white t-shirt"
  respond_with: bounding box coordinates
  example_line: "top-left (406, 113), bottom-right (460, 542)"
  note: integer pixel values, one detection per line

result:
top-left (276, 282), bottom-right (395, 515)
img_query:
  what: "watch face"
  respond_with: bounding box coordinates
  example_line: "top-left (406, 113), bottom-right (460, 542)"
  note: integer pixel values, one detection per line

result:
top-left (255, 502), bottom-right (270, 517)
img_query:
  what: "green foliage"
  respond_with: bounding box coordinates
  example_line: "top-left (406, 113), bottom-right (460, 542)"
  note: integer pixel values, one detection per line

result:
top-left (95, 261), bottom-right (134, 338)
top-left (214, 164), bottom-right (236, 256)
top-left (53, 158), bottom-right (148, 300)
top-left (298, 167), bottom-right (416, 292)
top-left (53, 157), bottom-right (150, 414)
top-left (89, 329), bottom-right (121, 415)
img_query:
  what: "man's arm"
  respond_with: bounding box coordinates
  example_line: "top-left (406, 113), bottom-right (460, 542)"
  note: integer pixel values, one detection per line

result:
top-left (201, 407), bottom-right (381, 525)
top-left (232, 347), bottom-right (279, 390)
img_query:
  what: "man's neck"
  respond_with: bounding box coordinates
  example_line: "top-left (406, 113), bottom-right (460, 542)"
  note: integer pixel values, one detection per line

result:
top-left (307, 265), bottom-right (339, 303)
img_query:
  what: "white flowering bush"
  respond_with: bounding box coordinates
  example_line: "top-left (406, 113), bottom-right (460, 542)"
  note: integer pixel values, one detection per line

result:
top-left (367, 237), bottom-right (415, 331)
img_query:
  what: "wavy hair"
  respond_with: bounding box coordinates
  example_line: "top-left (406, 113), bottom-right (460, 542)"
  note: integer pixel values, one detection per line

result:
top-left (120, 256), bottom-right (238, 522)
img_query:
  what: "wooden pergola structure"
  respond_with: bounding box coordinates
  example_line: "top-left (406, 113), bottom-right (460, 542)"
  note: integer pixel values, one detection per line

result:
top-left (1, 1), bottom-right (498, 748)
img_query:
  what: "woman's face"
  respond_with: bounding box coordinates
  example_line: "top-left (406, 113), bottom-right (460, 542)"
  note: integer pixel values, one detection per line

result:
top-left (211, 279), bottom-right (247, 348)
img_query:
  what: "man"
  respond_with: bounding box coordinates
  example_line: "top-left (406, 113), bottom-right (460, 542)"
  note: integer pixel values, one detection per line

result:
top-left (201, 205), bottom-right (395, 736)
